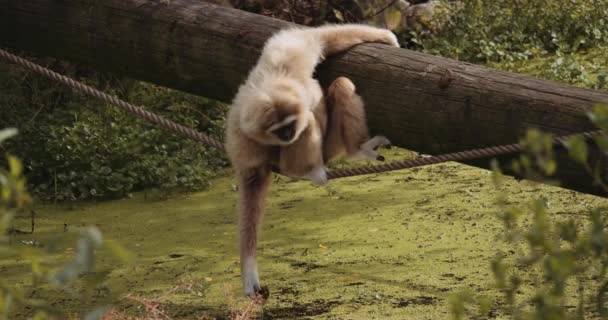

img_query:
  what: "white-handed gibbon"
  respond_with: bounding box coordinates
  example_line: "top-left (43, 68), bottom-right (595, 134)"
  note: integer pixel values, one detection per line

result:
top-left (278, 76), bottom-right (391, 185)
top-left (225, 24), bottom-right (398, 298)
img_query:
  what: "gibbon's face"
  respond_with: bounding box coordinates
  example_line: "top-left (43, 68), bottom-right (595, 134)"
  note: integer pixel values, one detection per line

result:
top-left (241, 80), bottom-right (309, 146)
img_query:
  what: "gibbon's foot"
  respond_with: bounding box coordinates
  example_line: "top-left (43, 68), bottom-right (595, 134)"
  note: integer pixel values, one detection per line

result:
top-left (251, 286), bottom-right (270, 304)
top-left (365, 136), bottom-right (391, 151)
top-left (244, 281), bottom-right (269, 303)
top-left (243, 257), bottom-right (262, 298)
top-left (306, 166), bottom-right (329, 186)
top-left (242, 261), bottom-right (270, 302)
top-left (244, 282), bottom-right (270, 304)
top-left (353, 135), bottom-right (391, 161)
top-left (243, 275), bottom-right (260, 298)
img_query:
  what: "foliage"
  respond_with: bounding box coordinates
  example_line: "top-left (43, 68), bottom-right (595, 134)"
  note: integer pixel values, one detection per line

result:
top-left (0, 60), bottom-right (228, 202)
top-left (7, 0), bottom-right (603, 204)
top-left (235, 0), bottom-right (608, 87)
top-left (492, 48), bottom-right (608, 92)
top-left (450, 105), bottom-right (608, 320)
top-left (402, 0), bottom-right (608, 65)
top-left (0, 128), bottom-right (132, 319)
top-left (230, 0), bottom-right (444, 28)
top-left (356, 2), bottom-right (608, 318)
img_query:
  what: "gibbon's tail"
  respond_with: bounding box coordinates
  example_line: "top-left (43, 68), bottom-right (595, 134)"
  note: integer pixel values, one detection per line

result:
top-left (238, 166), bottom-right (271, 270)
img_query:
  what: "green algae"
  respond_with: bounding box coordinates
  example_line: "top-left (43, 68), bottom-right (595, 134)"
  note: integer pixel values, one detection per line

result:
top-left (3, 147), bottom-right (608, 319)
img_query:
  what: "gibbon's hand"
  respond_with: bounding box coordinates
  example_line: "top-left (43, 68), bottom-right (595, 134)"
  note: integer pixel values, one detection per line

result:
top-left (380, 30), bottom-right (400, 48)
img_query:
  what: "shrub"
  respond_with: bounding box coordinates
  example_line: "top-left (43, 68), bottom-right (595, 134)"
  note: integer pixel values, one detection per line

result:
top-left (0, 60), bottom-right (228, 202)
top-left (403, 0), bottom-right (608, 64)
top-left (0, 128), bottom-right (130, 319)
top-left (450, 105), bottom-right (608, 320)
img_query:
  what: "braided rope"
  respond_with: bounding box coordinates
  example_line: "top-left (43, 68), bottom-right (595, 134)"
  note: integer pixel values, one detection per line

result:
top-left (0, 48), bottom-right (225, 150)
top-left (326, 131), bottom-right (601, 179)
top-left (0, 48), bottom-right (601, 181)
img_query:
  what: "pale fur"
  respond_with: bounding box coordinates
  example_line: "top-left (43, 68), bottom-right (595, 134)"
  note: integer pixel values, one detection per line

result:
top-left (280, 76), bottom-right (392, 185)
top-left (225, 24), bottom-right (399, 298)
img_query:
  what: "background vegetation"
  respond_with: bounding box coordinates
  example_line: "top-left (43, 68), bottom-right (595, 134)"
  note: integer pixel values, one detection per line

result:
top-left (0, 129), bottom-right (132, 319)
top-left (1, 0), bottom-right (608, 319)
top-left (1, 0), bottom-right (607, 203)
top-left (0, 62), bottom-right (227, 202)
top-left (406, 0), bottom-right (608, 62)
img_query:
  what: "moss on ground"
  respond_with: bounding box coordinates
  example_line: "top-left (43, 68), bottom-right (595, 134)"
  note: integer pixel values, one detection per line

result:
top-left (3, 147), bottom-right (608, 319)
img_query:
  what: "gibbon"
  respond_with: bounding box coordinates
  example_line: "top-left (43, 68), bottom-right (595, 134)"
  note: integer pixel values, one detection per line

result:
top-left (278, 76), bottom-right (391, 185)
top-left (225, 24), bottom-right (399, 298)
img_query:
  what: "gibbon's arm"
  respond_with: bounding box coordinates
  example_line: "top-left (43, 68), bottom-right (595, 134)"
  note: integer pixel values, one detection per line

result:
top-left (254, 24), bottom-right (399, 80)
top-left (238, 166), bottom-right (271, 298)
top-left (313, 24), bottom-right (400, 56)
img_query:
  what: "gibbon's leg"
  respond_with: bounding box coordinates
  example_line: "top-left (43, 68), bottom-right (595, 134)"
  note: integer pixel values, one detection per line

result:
top-left (238, 166), bottom-right (271, 298)
top-left (324, 77), bottom-right (391, 163)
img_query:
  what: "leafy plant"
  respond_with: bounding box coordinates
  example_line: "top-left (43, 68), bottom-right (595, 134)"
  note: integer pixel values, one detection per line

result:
top-left (0, 128), bottom-right (131, 319)
top-left (450, 105), bottom-right (608, 320)
top-left (0, 60), bottom-right (228, 202)
top-left (401, 0), bottom-right (608, 65)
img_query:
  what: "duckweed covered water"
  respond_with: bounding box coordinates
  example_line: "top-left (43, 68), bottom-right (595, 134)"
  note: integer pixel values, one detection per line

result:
top-left (4, 147), bottom-right (608, 319)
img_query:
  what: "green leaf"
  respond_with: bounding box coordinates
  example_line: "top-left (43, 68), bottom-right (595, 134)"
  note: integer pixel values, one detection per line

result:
top-left (7, 156), bottom-right (22, 177)
top-left (384, 9), bottom-right (402, 31)
top-left (587, 104), bottom-right (608, 130)
top-left (491, 256), bottom-right (507, 288)
top-left (104, 239), bottom-right (134, 264)
top-left (545, 159), bottom-right (557, 176)
top-left (0, 128), bottom-right (17, 145)
top-left (564, 135), bottom-right (588, 164)
top-left (31, 311), bottom-right (47, 320)
top-left (595, 134), bottom-right (608, 153)
top-left (333, 9), bottom-right (344, 22)
top-left (558, 220), bottom-right (577, 242)
top-left (477, 296), bottom-right (492, 317)
top-left (490, 159), bottom-right (504, 188)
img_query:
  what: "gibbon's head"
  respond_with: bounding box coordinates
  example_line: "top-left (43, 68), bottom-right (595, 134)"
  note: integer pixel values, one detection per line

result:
top-left (240, 78), bottom-right (309, 146)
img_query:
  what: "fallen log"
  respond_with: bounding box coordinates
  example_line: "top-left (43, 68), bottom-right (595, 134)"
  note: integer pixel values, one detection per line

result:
top-left (1, 0), bottom-right (608, 195)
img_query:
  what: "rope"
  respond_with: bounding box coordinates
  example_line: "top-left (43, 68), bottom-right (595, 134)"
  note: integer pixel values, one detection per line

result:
top-left (0, 48), bottom-right (601, 181)
top-left (327, 131), bottom-right (600, 179)
top-left (0, 48), bottom-right (225, 150)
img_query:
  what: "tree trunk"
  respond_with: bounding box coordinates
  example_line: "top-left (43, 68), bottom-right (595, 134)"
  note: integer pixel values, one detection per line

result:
top-left (1, 0), bottom-right (608, 195)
